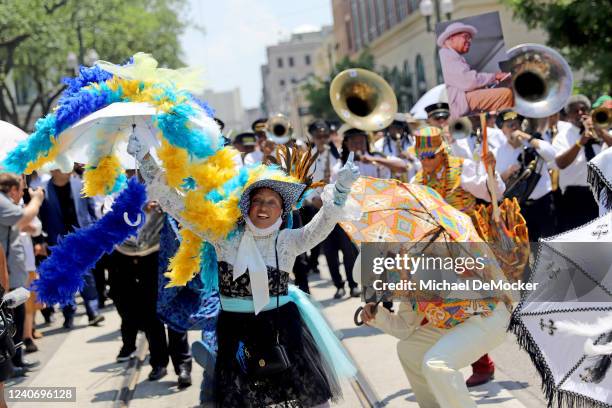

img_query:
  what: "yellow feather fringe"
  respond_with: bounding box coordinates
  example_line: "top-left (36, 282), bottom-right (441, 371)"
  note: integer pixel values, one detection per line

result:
top-left (81, 155), bottom-right (123, 197)
top-left (24, 137), bottom-right (60, 174)
top-left (165, 228), bottom-right (203, 287)
top-left (158, 139), bottom-right (189, 189)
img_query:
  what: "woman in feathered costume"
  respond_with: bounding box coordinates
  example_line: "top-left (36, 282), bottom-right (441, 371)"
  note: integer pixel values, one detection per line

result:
top-left (128, 133), bottom-right (360, 407)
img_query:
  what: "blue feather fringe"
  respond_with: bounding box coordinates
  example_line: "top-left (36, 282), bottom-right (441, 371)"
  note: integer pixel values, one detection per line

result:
top-left (31, 177), bottom-right (146, 306)
top-left (155, 103), bottom-right (222, 159)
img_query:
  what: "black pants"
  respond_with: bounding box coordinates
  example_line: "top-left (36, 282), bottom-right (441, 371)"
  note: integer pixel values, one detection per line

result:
top-left (10, 302), bottom-right (25, 367)
top-left (323, 225), bottom-right (358, 289)
top-left (522, 192), bottom-right (556, 242)
top-left (108, 252), bottom-right (191, 370)
top-left (92, 254), bottom-right (110, 306)
top-left (559, 186), bottom-right (599, 233)
top-left (300, 204), bottom-right (321, 273)
top-left (290, 211), bottom-right (310, 293)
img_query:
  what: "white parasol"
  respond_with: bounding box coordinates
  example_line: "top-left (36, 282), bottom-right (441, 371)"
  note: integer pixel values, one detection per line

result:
top-left (409, 84), bottom-right (448, 120)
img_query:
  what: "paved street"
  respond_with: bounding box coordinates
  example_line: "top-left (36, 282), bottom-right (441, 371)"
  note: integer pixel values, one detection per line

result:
top-left (4, 262), bottom-right (547, 407)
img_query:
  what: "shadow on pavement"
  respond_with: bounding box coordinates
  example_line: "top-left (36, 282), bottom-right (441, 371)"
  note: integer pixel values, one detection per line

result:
top-left (87, 329), bottom-right (121, 343)
top-left (495, 380), bottom-right (529, 391)
top-left (379, 388), bottom-right (412, 406)
top-left (340, 326), bottom-right (382, 339)
top-left (91, 389), bottom-right (119, 402)
top-left (90, 361), bottom-right (125, 373)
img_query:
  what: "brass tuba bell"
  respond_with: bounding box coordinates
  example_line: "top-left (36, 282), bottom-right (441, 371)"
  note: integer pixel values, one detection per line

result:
top-left (265, 113), bottom-right (293, 144)
top-left (329, 68), bottom-right (397, 131)
top-left (448, 117), bottom-right (472, 140)
top-left (500, 43), bottom-right (573, 119)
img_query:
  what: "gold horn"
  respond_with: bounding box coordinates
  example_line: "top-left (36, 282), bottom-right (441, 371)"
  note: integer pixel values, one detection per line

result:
top-left (592, 107), bottom-right (611, 129)
top-left (448, 117), bottom-right (472, 140)
top-left (501, 43), bottom-right (573, 118)
top-left (329, 68), bottom-right (397, 131)
top-left (265, 113), bottom-right (293, 144)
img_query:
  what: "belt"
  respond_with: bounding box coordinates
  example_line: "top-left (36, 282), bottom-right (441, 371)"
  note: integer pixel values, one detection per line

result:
top-left (220, 295), bottom-right (291, 313)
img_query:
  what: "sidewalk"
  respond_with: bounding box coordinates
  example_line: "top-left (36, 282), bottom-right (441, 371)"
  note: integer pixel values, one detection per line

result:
top-left (6, 262), bottom-right (543, 407)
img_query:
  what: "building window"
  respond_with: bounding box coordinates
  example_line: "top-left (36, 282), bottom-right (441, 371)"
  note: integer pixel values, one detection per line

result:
top-left (288, 56), bottom-right (294, 67)
top-left (350, 0), bottom-right (362, 51)
top-left (305, 54), bottom-right (311, 65)
top-left (396, 0), bottom-right (407, 21)
top-left (376, 0), bottom-right (387, 34)
top-left (409, 0), bottom-right (418, 14)
top-left (415, 54), bottom-right (427, 97)
top-left (277, 58), bottom-right (283, 68)
top-left (345, 20), bottom-right (354, 52)
top-left (386, 0), bottom-right (396, 27)
top-left (358, 0), bottom-right (369, 45)
top-left (367, 0), bottom-right (378, 40)
top-left (280, 79), bottom-right (285, 87)
top-left (435, 47), bottom-right (444, 85)
top-left (291, 78), bottom-right (298, 84)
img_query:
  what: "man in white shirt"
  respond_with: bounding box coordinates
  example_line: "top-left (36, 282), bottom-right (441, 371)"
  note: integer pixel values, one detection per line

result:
top-left (374, 114), bottom-right (417, 181)
top-left (494, 110), bottom-right (556, 241)
top-left (553, 95), bottom-right (605, 231)
top-left (437, 22), bottom-right (513, 119)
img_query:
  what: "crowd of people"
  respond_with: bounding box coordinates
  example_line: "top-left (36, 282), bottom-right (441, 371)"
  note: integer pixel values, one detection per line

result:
top-left (0, 85), bottom-right (610, 407)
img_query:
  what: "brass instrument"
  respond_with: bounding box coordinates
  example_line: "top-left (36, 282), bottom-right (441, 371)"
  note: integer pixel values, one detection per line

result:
top-left (329, 68), bottom-right (397, 131)
top-left (549, 124), bottom-right (560, 191)
top-left (500, 43), bottom-right (573, 118)
top-left (448, 117), bottom-right (472, 140)
top-left (592, 107), bottom-right (612, 129)
top-left (265, 113), bottom-right (293, 144)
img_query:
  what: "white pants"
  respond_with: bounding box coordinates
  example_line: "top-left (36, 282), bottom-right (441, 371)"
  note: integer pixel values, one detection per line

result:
top-left (396, 306), bottom-right (510, 408)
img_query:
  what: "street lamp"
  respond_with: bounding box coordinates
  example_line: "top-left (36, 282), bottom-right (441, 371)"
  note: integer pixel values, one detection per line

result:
top-left (419, 0), bottom-right (454, 32)
top-left (419, 0), bottom-right (454, 85)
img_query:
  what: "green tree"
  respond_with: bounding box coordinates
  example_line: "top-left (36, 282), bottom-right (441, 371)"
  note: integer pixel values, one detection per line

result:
top-left (503, 0), bottom-right (612, 97)
top-left (302, 51), bottom-right (375, 121)
top-left (0, 0), bottom-right (188, 130)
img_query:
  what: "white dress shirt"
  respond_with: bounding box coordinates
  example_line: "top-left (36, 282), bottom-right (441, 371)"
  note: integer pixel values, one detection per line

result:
top-left (495, 138), bottom-right (556, 200)
top-left (331, 160), bottom-right (391, 181)
top-left (244, 150), bottom-right (264, 166)
top-left (410, 158), bottom-right (505, 203)
top-left (553, 121), bottom-right (603, 192)
top-left (374, 137), bottom-right (419, 180)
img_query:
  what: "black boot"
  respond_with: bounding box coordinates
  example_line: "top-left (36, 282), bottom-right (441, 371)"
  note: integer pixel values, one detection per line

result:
top-left (177, 362), bottom-right (192, 388)
top-left (148, 366), bottom-right (167, 381)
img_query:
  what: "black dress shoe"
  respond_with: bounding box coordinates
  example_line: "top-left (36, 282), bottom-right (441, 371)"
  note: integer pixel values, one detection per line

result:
top-left (88, 315), bottom-right (105, 326)
top-left (63, 319), bottom-right (74, 329)
top-left (24, 338), bottom-right (38, 353)
top-left (349, 287), bottom-right (362, 298)
top-left (148, 366), bottom-right (167, 381)
top-left (333, 287), bottom-right (346, 299)
top-left (11, 366), bottom-right (27, 378)
top-left (20, 359), bottom-right (41, 369)
top-left (177, 367), bottom-right (192, 388)
top-left (116, 346), bottom-right (136, 362)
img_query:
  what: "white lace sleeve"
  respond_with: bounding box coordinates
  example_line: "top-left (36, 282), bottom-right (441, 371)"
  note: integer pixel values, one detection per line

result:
top-left (281, 183), bottom-right (361, 256)
top-left (139, 155), bottom-right (213, 242)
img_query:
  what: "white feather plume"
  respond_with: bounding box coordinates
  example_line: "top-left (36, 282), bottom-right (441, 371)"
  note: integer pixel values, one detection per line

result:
top-left (584, 338), bottom-right (612, 356)
top-left (556, 313), bottom-right (612, 337)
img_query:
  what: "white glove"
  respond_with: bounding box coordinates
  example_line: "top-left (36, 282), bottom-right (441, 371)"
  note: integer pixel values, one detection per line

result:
top-left (126, 132), bottom-right (148, 161)
top-left (334, 152), bottom-right (360, 206)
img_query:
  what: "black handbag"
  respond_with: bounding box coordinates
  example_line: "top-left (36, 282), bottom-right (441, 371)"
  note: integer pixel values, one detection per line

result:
top-left (235, 235), bottom-right (291, 378)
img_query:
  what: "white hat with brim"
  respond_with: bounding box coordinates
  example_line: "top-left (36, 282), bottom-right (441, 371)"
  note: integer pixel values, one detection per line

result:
top-left (437, 22), bottom-right (478, 48)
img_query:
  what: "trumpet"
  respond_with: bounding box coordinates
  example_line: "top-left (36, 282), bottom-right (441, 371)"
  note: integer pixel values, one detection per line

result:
top-left (265, 113), bottom-right (293, 144)
top-left (591, 106), bottom-right (611, 129)
top-left (500, 43), bottom-right (573, 118)
top-left (329, 68), bottom-right (397, 131)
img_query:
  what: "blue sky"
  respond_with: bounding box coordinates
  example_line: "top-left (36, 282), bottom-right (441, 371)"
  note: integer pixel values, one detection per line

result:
top-left (180, 0), bottom-right (333, 108)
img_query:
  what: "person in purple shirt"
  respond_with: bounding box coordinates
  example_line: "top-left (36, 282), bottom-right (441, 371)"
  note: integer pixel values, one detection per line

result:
top-left (438, 22), bottom-right (514, 119)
